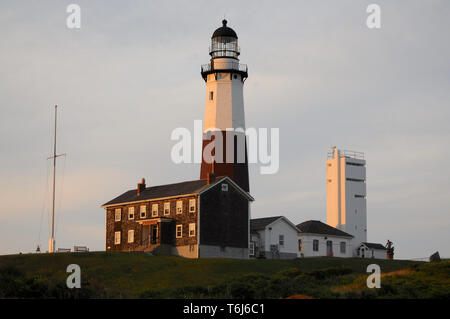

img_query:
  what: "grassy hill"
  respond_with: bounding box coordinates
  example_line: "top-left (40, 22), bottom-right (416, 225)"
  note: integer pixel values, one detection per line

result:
top-left (0, 252), bottom-right (448, 298)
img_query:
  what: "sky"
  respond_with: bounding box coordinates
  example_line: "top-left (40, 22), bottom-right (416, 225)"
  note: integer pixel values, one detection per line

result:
top-left (0, 0), bottom-right (449, 259)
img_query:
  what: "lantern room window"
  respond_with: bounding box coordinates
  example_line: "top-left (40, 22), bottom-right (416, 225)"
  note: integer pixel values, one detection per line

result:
top-left (210, 36), bottom-right (239, 59)
top-left (209, 20), bottom-right (240, 59)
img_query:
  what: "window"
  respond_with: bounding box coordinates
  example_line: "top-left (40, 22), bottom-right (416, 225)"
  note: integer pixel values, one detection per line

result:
top-left (140, 205), bottom-right (146, 218)
top-left (313, 239), bottom-right (319, 251)
top-left (189, 244), bottom-right (195, 252)
top-left (298, 239), bottom-right (302, 251)
top-left (279, 235), bottom-right (284, 246)
top-left (189, 223), bottom-right (196, 237)
top-left (189, 199), bottom-right (196, 213)
top-left (221, 183), bottom-right (228, 191)
top-left (176, 225), bottom-right (183, 238)
top-left (152, 204), bottom-right (158, 217)
top-left (114, 208), bottom-right (121, 222)
top-left (346, 178), bottom-right (364, 182)
top-left (114, 231), bottom-right (121, 245)
top-left (209, 91), bottom-right (214, 100)
top-left (128, 207), bottom-right (134, 220)
top-left (176, 200), bottom-right (183, 214)
top-left (340, 242), bottom-right (346, 254)
top-left (164, 202), bottom-right (170, 216)
top-left (128, 230), bottom-right (134, 243)
top-left (249, 242), bottom-right (255, 256)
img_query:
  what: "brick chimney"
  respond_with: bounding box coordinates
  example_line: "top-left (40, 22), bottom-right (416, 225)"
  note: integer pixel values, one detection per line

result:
top-left (207, 172), bottom-right (216, 185)
top-left (137, 178), bottom-right (146, 196)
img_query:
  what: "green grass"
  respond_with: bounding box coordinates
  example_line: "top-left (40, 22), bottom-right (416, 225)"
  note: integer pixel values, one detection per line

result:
top-left (0, 251), bottom-right (419, 298)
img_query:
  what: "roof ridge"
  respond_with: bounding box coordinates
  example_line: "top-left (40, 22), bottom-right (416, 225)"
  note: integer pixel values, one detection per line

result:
top-left (251, 216), bottom-right (283, 220)
top-left (143, 178), bottom-right (205, 189)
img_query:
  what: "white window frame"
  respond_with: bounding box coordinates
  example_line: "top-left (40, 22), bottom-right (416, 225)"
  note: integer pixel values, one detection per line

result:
top-left (128, 207), bottom-right (134, 220)
top-left (152, 204), bottom-right (158, 217)
top-left (221, 183), bottom-right (228, 191)
top-left (140, 205), bottom-right (146, 218)
top-left (176, 200), bottom-right (183, 214)
top-left (189, 199), bottom-right (196, 213)
top-left (340, 241), bottom-right (346, 254)
top-left (164, 202), bottom-right (170, 216)
top-left (128, 230), bottom-right (134, 243)
top-left (189, 223), bottom-right (196, 237)
top-left (114, 231), bottom-right (121, 245)
top-left (313, 239), bottom-right (319, 251)
top-left (249, 242), bottom-right (255, 256)
top-left (114, 208), bottom-right (121, 222)
top-left (176, 224), bottom-right (183, 238)
top-left (279, 234), bottom-right (284, 246)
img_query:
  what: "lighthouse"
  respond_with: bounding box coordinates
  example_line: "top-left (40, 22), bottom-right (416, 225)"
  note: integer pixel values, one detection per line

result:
top-left (200, 20), bottom-right (250, 192)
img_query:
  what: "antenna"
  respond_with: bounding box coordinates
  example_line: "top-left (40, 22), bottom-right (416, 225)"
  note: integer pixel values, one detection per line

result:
top-left (47, 105), bottom-right (66, 253)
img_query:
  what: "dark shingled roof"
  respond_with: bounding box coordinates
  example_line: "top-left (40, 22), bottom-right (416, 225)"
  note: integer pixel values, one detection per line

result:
top-left (296, 220), bottom-right (354, 238)
top-left (362, 242), bottom-right (387, 250)
top-left (102, 179), bottom-right (209, 206)
top-left (250, 216), bottom-right (283, 232)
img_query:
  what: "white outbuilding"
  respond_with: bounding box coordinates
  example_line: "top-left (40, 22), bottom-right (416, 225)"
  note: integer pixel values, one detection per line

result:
top-left (357, 242), bottom-right (387, 259)
top-left (296, 220), bottom-right (354, 258)
top-left (250, 216), bottom-right (300, 259)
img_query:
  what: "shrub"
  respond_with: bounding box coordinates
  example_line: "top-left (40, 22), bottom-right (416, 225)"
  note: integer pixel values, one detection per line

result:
top-left (307, 267), bottom-right (353, 280)
top-left (276, 268), bottom-right (302, 278)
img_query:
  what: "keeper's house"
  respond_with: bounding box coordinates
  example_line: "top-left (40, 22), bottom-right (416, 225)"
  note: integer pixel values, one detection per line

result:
top-left (102, 175), bottom-right (254, 259)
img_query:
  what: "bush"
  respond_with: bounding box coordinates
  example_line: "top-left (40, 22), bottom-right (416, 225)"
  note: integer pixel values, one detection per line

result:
top-left (171, 285), bottom-right (210, 298)
top-left (307, 267), bottom-right (353, 280)
top-left (0, 265), bottom-right (100, 299)
top-left (276, 268), bottom-right (302, 278)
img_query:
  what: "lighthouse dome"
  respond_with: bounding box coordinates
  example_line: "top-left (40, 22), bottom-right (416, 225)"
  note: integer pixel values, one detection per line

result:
top-left (212, 19), bottom-right (238, 39)
top-left (210, 20), bottom-right (240, 59)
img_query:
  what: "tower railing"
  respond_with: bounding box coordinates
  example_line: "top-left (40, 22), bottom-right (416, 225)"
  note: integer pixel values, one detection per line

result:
top-left (327, 149), bottom-right (365, 160)
top-left (201, 62), bottom-right (247, 73)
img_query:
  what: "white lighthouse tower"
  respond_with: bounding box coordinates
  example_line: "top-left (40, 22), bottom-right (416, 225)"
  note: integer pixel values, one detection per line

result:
top-left (326, 147), bottom-right (367, 256)
top-left (200, 20), bottom-right (249, 192)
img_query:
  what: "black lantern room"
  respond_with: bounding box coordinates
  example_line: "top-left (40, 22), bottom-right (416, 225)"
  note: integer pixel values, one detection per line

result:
top-left (210, 20), bottom-right (240, 59)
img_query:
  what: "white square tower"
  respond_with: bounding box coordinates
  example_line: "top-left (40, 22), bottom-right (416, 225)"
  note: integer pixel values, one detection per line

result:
top-left (326, 147), bottom-right (367, 256)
